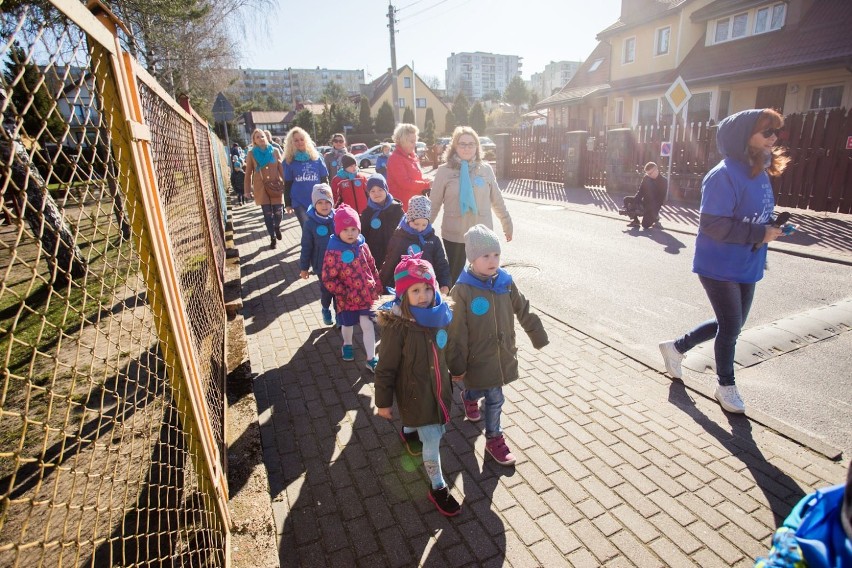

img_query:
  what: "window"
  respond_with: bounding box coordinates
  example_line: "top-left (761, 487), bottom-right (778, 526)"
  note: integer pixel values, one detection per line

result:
top-left (714, 18), bottom-right (729, 42)
top-left (655, 27), bottom-right (671, 56)
top-left (416, 98), bottom-right (427, 108)
top-left (615, 99), bottom-right (624, 124)
top-left (622, 37), bottom-right (636, 64)
top-left (809, 86), bottom-right (843, 110)
top-left (732, 13), bottom-right (748, 38)
top-left (687, 92), bottom-right (712, 122)
top-left (637, 99), bottom-right (658, 123)
top-left (398, 98), bottom-right (406, 108)
top-left (755, 3), bottom-right (786, 33)
top-left (403, 77), bottom-right (411, 88)
top-left (714, 11), bottom-right (749, 43)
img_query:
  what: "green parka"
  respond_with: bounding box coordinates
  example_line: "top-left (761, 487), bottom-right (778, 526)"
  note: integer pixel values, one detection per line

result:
top-left (448, 270), bottom-right (548, 388)
top-left (374, 305), bottom-right (453, 427)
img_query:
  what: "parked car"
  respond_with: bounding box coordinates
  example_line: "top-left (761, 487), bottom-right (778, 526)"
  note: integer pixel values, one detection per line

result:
top-left (479, 136), bottom-right (497, 160)
top-left (354, 144), bottom-right (395, 168)
top-left (416, 141), bottom-right (427, 159)
top-left (316, 145), bottom-right (332, 156)
top-left (349, 143), bottom-right (369, 155)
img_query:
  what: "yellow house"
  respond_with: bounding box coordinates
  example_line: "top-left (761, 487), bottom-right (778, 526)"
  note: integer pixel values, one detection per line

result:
top-left (366, 65), bottom-right (452, 133)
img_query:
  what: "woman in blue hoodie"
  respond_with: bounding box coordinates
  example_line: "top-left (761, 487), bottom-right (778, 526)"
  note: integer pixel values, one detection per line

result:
top-left (658, 108), bottom-right (793, 414)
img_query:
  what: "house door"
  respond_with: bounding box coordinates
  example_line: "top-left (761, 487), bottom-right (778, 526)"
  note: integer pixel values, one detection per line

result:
top-left (755, 84), bottom-right (787, 114)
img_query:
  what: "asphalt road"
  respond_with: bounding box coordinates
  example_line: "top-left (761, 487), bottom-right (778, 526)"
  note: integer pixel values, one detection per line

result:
top-left (488, 198), bottom-right (852, 458)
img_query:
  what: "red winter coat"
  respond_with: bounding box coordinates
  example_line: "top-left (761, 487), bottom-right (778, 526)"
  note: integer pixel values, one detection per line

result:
top-left (331, 173), bottom-right (370, 212)
top-left (386, 147), bottom-right (430, 211)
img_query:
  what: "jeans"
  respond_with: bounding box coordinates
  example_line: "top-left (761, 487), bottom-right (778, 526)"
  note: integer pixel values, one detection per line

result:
top-left (443, 239), bottom-right (467, 284)
top-left (293, 205), bottom-right (308, 228)
top-left (674, 275), bottom-right (756, 386)
top-left (260, 204), bottom-right (282, 238)
top-left (320, 282), bottom-right (333, 311)
top-left (462, 386), bottom-right (505, 438)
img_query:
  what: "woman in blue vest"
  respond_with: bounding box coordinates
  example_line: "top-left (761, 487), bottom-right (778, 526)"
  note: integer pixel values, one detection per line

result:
top-left (283, 127), bottom-right (329, 227)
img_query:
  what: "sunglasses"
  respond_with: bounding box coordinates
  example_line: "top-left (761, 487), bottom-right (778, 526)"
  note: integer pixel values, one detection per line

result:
top-left (760, 128), bottom-right (782, 138)
top-left (332, 139), bottom-right (344, 143)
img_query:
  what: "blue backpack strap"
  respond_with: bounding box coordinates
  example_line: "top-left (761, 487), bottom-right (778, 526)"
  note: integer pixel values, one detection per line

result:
top-left (793, 484), bottom-right (852, 568)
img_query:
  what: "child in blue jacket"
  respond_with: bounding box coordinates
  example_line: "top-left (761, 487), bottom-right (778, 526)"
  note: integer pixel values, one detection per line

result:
top-left (300, 184), bottom-right (336, 326)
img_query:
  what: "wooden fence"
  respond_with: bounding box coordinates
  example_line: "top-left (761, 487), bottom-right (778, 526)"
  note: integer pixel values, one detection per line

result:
top-left (509, 126), bottom-right (568, 183)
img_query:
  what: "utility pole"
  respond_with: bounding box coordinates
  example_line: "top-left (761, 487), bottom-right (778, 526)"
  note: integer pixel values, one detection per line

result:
top-left (387, 2), bottom-right (400, 123)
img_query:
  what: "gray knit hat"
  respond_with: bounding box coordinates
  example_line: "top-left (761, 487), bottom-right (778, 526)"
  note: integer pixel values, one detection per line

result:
top-left (311, 183), bottom-right (333, 206)
top-left (406, 195), bottom-right (432, 222)
top-left (464, 224), bottom-right (500, 262)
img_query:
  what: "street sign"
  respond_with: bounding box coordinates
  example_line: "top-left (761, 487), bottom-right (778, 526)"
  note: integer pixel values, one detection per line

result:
top-left (212, 92), bottom-right (235, 122)
top-left (660, 141), bottom-right (672, 157)
top-left (665, 76), bottom-right (692, 114)
top-left (846, 136), bottom-right (852, 150)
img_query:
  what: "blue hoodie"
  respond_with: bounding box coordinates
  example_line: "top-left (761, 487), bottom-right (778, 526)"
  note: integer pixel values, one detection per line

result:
top-left (300, 206), bottom-right (335, 273)
top-left (693, 109), bottom-right (775, 283)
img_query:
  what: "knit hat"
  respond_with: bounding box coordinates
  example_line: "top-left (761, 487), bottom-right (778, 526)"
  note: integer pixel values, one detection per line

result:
top-left (464, 224), bottom-right (500, 262)
top-left (334, 203), bottom-right (360, 235)
top-left (366, 173), bottom-right (388, 193)
top-left (340, 153), bottom-right (357, 169)
top-left (311, 183), bottom-right (333, 206)
top-left (393, 253), bottom-right (437, 299)
top-left (406, 195), bottom-right (431, 222)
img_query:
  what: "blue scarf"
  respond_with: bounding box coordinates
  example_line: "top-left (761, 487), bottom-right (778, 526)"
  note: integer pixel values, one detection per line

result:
top-left (306, 205), bottom-right (334, 226)
top-left (367, 193), bottom-right (395, 224)
top-left (294, 151), bottom-right (310, 162)
top-left (409, 290), bottom-right (453, 328)
top-left (456, 267), bottom-right (512, 294)
top-left (398, 216), bottom-right (431, 248)
top-left (327, 233), bottom-right (364, 259)
top-left (459, 160), bottom-right (478, 216)
top-left (337, 168), bottom-right (356, 180)
top-left (253, 145), bottom-right (275, 169)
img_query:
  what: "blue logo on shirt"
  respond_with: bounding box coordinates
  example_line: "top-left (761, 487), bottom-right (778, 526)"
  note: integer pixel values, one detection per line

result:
top-left (316, 225), bottom-right (328, 237)
top-left (341, 250), bottom-right (355, 263)
top-left (474, 176), bottom-right (485, 187)
top-left (471, 296), bottom-right (489, 316)
top-left (407, 244), bottom-right (422, 255)
top-left (435, 329), bottom-right (448, 349)
top-left (370, 218), bottom-right (382, 229)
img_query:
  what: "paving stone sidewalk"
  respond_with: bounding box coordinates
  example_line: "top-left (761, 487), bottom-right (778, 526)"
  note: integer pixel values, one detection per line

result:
top-left (231, 203), bottom-right (847, 567)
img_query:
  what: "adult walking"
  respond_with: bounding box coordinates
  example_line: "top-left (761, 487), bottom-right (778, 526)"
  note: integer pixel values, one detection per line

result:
top-left (244, 129), bottom-right (284, 249)
top-left (324, 132), bottom-right (348, 177)
top-left (386, 123), bottom-right (431, 212)
top-left (429, 126), bottom-right (513, 283)
top-left (283, 127), bottom-right (329, 227)
top-left (659, 108), bottom-right (794, 414)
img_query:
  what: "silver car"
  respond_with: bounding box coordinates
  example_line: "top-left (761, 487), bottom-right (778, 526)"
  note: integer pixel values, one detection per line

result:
top-left (354, 144), bottom-right (394, 168)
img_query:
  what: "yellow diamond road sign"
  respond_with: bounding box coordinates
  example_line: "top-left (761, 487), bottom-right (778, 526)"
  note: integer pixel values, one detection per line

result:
top-left (665, 76), bottom-right (692, 114)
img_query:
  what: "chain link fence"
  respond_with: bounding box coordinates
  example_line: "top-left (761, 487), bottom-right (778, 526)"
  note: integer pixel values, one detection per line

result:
top-left (2, 2), bottom-right (231, 565)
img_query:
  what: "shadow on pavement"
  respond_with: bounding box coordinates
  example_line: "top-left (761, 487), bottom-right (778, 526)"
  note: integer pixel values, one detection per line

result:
top-left (623, 225), bottom-right (688, 254)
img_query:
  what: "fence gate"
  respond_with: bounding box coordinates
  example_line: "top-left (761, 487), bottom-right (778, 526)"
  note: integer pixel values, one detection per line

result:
top-left (583, 137), bottom-right (607, 187)
top-left (510, 126), bottom-right (568, 182)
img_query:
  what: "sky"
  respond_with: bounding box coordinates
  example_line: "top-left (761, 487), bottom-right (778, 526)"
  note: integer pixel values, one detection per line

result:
top-left (239, 0), bottom-right (623, 87)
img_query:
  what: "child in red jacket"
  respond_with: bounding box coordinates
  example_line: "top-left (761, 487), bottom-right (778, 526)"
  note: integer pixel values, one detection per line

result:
top-left (331, 153), bottom-right (370, 213)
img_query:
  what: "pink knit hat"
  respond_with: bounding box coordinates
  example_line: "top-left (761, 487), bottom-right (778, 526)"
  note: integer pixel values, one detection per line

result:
top-left (393, 253), bottom-right (437, 299)
top-left (334, 204), bottom-right (361, 235)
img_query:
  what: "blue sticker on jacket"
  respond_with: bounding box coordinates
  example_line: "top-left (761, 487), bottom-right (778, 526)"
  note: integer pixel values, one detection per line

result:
top-left (435, 329), bottom-right (448, 349)
top-left (331, 160), bottom-right (338, 167)
top-left (474, 176), bottom-right (485, 187)
top-left (354, 180), bottom-right (362, 187)
top-left (471, 296), bottom-right (490, 315)
top-left (370, 218), bottom-right (382, 229)
top-left (341, 250), bottom-right (355, 263)
top-left (316, 225), bottom-right (329, 236)
top-left (407, 244), bottom-right (422, 255)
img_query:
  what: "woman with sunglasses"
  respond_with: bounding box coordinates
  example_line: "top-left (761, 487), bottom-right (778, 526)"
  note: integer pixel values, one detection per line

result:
top-left (429, 126), bottom-right (513, 283)
top-left (659, 108), bottom-right (793, 415)
top-left (324, 133), bottom-right (348, 178)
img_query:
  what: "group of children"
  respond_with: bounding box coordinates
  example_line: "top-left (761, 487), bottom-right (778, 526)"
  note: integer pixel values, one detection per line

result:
top-left (296, 174), bottom-right (548, 517)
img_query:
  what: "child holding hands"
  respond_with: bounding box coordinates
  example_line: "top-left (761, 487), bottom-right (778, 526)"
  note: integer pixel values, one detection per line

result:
top-left (299, 184), bottom-right (336, 326)
top-left (321, 204), bottom-right (382, 371)
top-left (374, 253), bottom-right (461, 516)
top-left (448, 225), bottom-right (549, 466)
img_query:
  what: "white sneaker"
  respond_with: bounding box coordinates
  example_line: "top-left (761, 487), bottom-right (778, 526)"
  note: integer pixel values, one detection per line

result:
top-left (715, 385), bottom-right (745, 413)
top-left (658, 340), bottom-right (684, 379)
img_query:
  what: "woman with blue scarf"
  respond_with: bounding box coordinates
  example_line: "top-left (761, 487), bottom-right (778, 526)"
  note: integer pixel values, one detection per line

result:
top-left (360, 173), bottom-right (404, 275)
top-left (244, 129), bottom-right (284, 249)
top-left (283, 127), bottom-right (329, 227)
top-left (430, 126), bottom-right (513, 283)
top-left (374, 253), bottom-right (461, 517)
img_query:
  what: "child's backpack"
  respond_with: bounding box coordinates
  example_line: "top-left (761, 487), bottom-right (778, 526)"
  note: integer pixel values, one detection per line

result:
top-left (618, 195), bottom-right (644, 218)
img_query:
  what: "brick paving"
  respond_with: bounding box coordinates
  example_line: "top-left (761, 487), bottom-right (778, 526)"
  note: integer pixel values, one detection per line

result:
top-left (231, 201), bottom-right (847, 567)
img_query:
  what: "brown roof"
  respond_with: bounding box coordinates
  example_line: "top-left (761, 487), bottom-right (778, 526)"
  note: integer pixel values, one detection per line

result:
top-left (679, 0), bottom-right (852, 84)
top-left (536, 42), bottom-right (612, 108)
top-left (366, 65), bottom-right (450, 111)
top-left (597, 0), bottom-right (691, 38)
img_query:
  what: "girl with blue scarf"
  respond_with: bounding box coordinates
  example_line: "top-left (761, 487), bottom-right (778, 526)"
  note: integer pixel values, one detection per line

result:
top-left (360, 174), bottom-right (404, 275)
top-left (374, 253), bottom-right (460, 517)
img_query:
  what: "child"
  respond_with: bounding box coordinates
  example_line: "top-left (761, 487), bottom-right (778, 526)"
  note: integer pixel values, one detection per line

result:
top-left (626, 161), bottom-right (668, 229)
top-left (359, 173), bottom-right (404, 277)
top-left (379, 195), bottom-right (451, 295)
top-left (321, 204), bottom-right (382, 371)
top-left (448, 224), bottom-right (549, 466)
top-left (331, 153), bottom-right (370, 213)
top-left (299, 184), bottom-right (336, 326)
top-left (374, 253), bottom-right (460, 516)
top-left (231, 151), bottom-right (246, 206)
top-left (375, 143), bottom-right (391, 177)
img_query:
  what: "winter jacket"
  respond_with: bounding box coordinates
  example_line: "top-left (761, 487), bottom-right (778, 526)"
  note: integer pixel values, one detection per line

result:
top-left (245, 147), bottom-right (284, 206)
top-left (360, 200), bottom-right (405, 276)
top-left (325, 147), bottom-right (348, 177)
top-left (321, 236), bottom-right (381, 312)
top-left (379, 224), bottom-right (451, 291)
top-left (386, 147), bottom-right (431, 211)
top-left (634, 174), bottom-right (667, 214)
top-left (374, 305), bottom-right (452, 427)
top-left (429, 158), bottom-right (513, 244)
top-left (299, 207), bottom-right (335, 274)
top-left (331, 173), bottom-right (370, 212)
top-left (448, 269), bottom-right (548, 389)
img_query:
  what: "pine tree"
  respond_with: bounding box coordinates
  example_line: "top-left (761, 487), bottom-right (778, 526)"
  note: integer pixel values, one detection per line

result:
top-left (504, 76), bottom-right (529, 115)
top-left (4, 42), bottom-right (66, 143)
top-left (402, 106), bottom-right (414, 124)
top-left (358, 98), bottom-right (373, 134)
top-left (421, 112), bottom-right (436, 145)
top-left (469, 102), bottom-right (486, 134)
top-left (375, 101), bottom-right (396, 134)
top-left (292, 109), bottom-right (315, 133)
top-left (424, 107), bottom-right (435, 128)
top-left (452, 93), bottom-right (470, 126)
top-left (444, 110), bottom-right (456, 135)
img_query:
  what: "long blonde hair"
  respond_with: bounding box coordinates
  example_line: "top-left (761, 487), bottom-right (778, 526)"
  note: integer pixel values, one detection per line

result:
top-left (283, 127), bottom-right (320, 163)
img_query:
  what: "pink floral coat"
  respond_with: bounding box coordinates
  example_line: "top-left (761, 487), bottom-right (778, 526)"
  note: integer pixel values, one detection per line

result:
top-left (321, 243), bottom-right (381, 312)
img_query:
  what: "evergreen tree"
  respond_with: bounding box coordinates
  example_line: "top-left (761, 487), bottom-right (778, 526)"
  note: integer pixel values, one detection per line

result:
top-left (504, 75), bottom-right (529, 115)
top-left (452, 93), bottom-right (470, 126)
top-left (469, 102), bottom-right (486, 134)
top-left (358, 98), bottom-right (373, 134)
top-left (444, 110), bottom-right (456, 135)
top-left (421, 112), bottom-right (436, 145)
top-left (4, 42), bottom-right (66, 143)
top-left (529, 92), bottom-right (539, 108)
top-left (375, 101), bottom-right (396, 134)
top-left (292, 109), bottom-right (315, 134)
top-left (424, 107), bottom-right (435, 128)
top-left (402, 106), bottom-right (414, 124)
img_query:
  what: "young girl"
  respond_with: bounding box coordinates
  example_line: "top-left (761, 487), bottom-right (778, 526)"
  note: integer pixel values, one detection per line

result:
top-left (374, 253), bottom-right (460, 516)
top-left (378, 195), bottom-right (451, 295)
top-left (299, 184), bottom-right (336, 326)
top-left (448, 224), bottom-right (549, 466)
top-left (321, 204), bottom-right (382, 371)
top-left (375, 143), bottom-right (391, 177)
top-left (359, 173), bottom-right (404, 278)
top-left (331, 153), bottom-right (370, 212)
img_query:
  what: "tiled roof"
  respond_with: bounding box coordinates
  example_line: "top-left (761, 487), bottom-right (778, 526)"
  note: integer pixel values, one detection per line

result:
top-left (597, 0), bottom-right (691, 38)
top-left (537, 85), bottom-right (610, 108)
top-left (536, 42), bottom-right (612, 109)
top-left (690, 0), bottom-right (767, 22)
top-left (679, 0), bottom-right (852, 84)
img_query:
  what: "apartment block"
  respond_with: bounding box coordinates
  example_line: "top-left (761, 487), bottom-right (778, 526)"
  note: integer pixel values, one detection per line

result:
top-left (233, 67), bottom-right (365, 105)
top-left (445, 52), bottom-right (522, 100)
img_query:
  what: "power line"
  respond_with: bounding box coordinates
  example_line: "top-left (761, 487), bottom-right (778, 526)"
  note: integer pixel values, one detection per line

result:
top-left (396, 0), bottom-right (428, 11)
top-left (397, 0), bottom-right (454, 22)
top-left (397, 0), bottom-right (474, 30)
